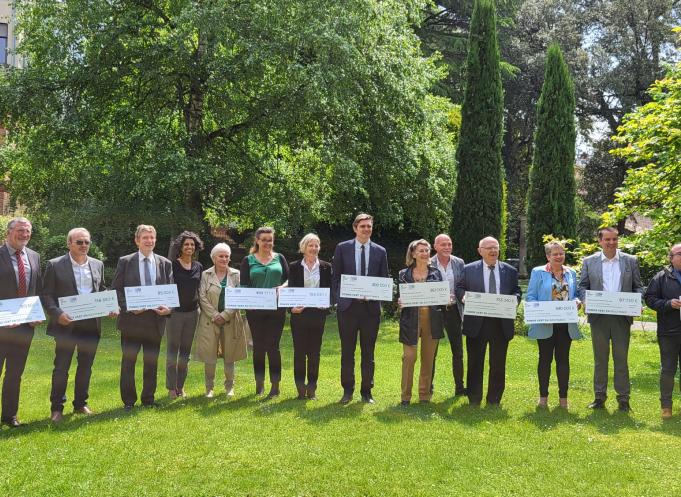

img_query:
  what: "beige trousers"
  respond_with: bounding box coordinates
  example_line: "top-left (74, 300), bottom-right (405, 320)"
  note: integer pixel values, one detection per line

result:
top-left (401, 307), bottom-right (439, 402)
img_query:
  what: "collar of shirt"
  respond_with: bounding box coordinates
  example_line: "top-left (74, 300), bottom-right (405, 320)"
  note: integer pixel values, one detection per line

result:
top-left (138, 251), bottom-right (155, 261)
top-left (5, 242), bottom-right (24, 256)
top-left (673, 268), bottom-right (681, 284)
top-left (69, 254), bottom-right (89, 268)
top-left (354, 239), bottom-right (370, 250)
top-left (600, 250), bottom-right (620, 262)
top-left (303, 258), bottom-right (320, 273)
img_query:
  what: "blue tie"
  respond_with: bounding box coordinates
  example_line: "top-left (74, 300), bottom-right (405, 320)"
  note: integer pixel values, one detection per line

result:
top-left (143, 257), bottom-right (153, 286)
top-left (360, 244), bottom-right (366, 276)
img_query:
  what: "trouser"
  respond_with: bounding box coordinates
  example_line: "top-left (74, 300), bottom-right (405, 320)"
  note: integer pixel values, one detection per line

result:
top-left (338, 301), bottom-right (380, 396)
top-left (401, 307), bottom-right (439, 402)
top-left (590, 315), bottom-right (631, 402)
top-left (246, 310), bottom-right (285, 383)
top-left (432, 306), bottom-right (464, 392)
top-left (537, 324), bottom-right (572, 398)
top-left (0, 325), bottom-right (34, 421)
top-left (120, 333), bottom-right (162, 406)
top-left (205, 362), bottom-right (235, 391)
top-left (658, 334), bottom-right (681, 408)
top-left (466, 318), bottom-right (509, 405)
top-left (165, 309), bottom-right (198, 392)
top-left (291, 311), bottom-right (326, 389)
top-left (50, 320), bottom-right (100, 412)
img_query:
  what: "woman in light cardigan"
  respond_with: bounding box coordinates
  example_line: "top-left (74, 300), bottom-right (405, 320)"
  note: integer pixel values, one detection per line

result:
top-left (194, 243), bottom-right (247, 398)
top-left (526, 241), bottom-right (582, 409)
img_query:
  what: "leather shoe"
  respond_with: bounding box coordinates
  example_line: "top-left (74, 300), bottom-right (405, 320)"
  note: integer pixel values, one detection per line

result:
top-left (618, 401), bottom-right (631, 413)
top-left (454, 388), bottom-right (467, 397)
top-left (74, 406), bottom-right (93, 415)
top-left (50, 411), bottom-right (64, 424)
top-left (123, 404), bottom-right (134, 411)
top-left (662, 407), bottom-right (673, 419)
top-left (587, 399), bottom-right (606, 409)
top-left (400, 400), bottom-right (410, 406)
top-left (3, 416), bottom-right (21, 428)
top-left (361, 394), bottom-right (375, 404)
top-left (339, 393), bottom-right (353, 405)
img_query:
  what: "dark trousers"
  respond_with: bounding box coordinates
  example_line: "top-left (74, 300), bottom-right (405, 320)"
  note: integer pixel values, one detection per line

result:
top-left (537, 324), bottom-right (572, 398)
top-left (338, 301), bottom-right (380, 395)
top-left (50, 320), bottom-right (100, 412)
top-left (0, 325), bottom-right (34, 421)
top-left (432, 306), bottom-right (464, 392)
top-left (120, 333), bottom-right (162, 406)
top-left (591, 315), bottom-right (631, 402)
top-left (291, 311), bottom-right (326, 388)
top-left (658, 334), bottom-right (681, 408)
top-left (165, 309), bottom-right (198, 392)
top-left (466, 318), bottom-right (509, 405)
top-left (246, 310), bottom-right (285, 383)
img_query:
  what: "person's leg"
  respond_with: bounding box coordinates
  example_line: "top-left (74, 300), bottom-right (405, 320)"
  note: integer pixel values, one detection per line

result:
top-left (306, 313), bottom-right (326, 392)
top-left (176, 310), bottom-right (198, 393)
top-left (165, 312), bottom-right (182, 392)
top-left (465, 333), bottom-right (486, 406)
top-left (611, 317), bottom-right (632, 403)
top-left (290, 314), bottom-right (306, 391)
top-left (418, 312), bottom-right (439, 402)
top-left (266, 310), bottom-right (285, 385)
top-left (401, 344), bottom-right (417, 402)
top-left (140, 335), bottom-right (161, 405)
top-left (537, 335), bottom-right (555, 398)
top-left (72, 327), bottom-right (100, 410)
top-left (120, 336), bottom-right (141, 406)
top-left (486, 319), bottom-right (509, 405)
top-left (553, 325), bottom-right (572, 400)
top-left (0, 326), bottom-right (33, 421)
top-left (358, 305), bottom-right (380, 397)
top-left (50, 334), bottom-right (76, 413)
top-left (444, 307), bottom-right (465, 392)
top-left (247, 311), bottom-right (267, 389)
top-left (658, 335), bottom-right (679, 409)
top-left (590, 319), bottom-right (611, 401)
top-left (338, 306), bottom-right (360, 395)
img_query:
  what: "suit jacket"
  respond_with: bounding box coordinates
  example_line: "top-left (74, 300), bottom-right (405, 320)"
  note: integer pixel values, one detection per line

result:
top-left (525, 265), bottom-right (581, 340)
top-left (455, 259), bottom-right (521, 340)
top-left (0, 244), bottom-right (41, 332)
top-left (431, 254), bottom-right (465, 316)
top-left (577, 251), bottom-right (644, 324)
top-left (40, 254), bottom-right (106, 337)
top-left (331, 239), bottom-right (389, 315)
top-left (288, 259), bottom-right (332, 316)
top-left (111, 252), bottom-right (173, 337)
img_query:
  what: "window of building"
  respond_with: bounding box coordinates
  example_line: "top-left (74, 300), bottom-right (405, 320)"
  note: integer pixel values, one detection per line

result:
top-left (0, 24), bottom-right (8, 65)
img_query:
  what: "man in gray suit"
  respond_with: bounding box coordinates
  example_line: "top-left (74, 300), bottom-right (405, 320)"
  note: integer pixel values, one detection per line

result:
top-left (0, 217), bottom-right (42, 427)
top-left (431, 233), bottom-right (466, 396)
top-left (578, 226), bottom-right (644, 412)
top-left (112, 224), bottom-right (173, 409)
top-left (41, 227), bottom-right (114, 423)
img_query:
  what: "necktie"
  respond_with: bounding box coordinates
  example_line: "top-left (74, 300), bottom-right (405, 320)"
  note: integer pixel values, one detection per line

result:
top-left (488, 265), bottom-right (497, 294)
top-left (360, 244), bottom-right (366, 276)
top-left (143, 257), bottom-right (153, 286)
top-left (16, 250), bottom-right (27, 297)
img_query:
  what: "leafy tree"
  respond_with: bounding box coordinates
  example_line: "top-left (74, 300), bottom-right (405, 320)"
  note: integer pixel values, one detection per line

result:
top-left (0, 0), bottom-right (457, 255)
top-left (451, 0), bottom-right (504, 262)
top-left (526, 43), bottom-right (577, 267)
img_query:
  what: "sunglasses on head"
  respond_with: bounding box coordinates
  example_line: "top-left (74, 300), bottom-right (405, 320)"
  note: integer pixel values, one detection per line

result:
top-left (75, 240), bottom-right (91, 246)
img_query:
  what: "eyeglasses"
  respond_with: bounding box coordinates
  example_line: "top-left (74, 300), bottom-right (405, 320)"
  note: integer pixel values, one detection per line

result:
top-left (75, 240), bottom-right (91, 246)
top-left (671, 252), bottom-right (681, 257)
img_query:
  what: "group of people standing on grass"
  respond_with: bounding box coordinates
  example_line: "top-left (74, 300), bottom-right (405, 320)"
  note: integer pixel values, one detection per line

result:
top-left (1, 214), bottom-right (680, 428)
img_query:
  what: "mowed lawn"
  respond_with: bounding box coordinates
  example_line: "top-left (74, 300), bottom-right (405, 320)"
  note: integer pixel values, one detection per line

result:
top-left (2, 317), bottom-right (681, 497)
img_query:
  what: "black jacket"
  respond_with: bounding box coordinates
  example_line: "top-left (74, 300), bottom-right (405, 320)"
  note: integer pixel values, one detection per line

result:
top-left (644, 266), bottom-right (681, 336)
top-left (288, 259), bottom-right (332, 316)
top-left (398, 265), bottom-right (445, 346)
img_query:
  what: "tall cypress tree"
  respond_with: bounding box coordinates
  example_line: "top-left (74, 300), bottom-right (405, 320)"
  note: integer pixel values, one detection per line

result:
top-left (526, 43), bottom-right (577, 267)
top-left (451, 0), bottom-right (504, 262)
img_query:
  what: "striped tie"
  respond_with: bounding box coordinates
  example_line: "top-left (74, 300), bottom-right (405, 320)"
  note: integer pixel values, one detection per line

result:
top-left (16, 250), bottom-right (27, 297)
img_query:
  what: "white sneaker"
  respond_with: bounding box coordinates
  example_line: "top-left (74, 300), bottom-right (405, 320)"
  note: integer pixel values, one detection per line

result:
top-left (206, 389), bottom-right (214, 399)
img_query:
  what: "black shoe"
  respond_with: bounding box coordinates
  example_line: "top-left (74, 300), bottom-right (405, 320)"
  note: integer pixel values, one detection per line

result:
top-left (123, 404), bottom-right (134, 411)
top-left (361, 394), bottom-right (375, 404)
top-left (142, 402), bottom-right (158, 408)
top-left (455, 387), bottom-right (467, 397)
top-left (339, 393), bottom-right (353, 405)
top-left (2, 416), bottom-right (21, 428)
top-left (618, 401), bottom-right (631, 413)
top-left (588, 399), bottom-right (606, 409)
top-left (400, 400), bottom-right (410, 407)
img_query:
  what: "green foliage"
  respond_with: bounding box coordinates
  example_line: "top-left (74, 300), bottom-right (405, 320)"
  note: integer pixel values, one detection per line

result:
top-left (605, 41), bottom-right (681, 270)
top-left (451, 0), bottom-right (504, 261)
top-left (0, 0), bottom-right (456, 243)
top-left (526, 43), bottom-right (577, 267)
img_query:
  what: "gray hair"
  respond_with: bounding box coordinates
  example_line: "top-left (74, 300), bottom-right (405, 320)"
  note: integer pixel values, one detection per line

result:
top-left (134, 224), bottom-right (156, 239)
top-left (67, 227), bottom-right (91, 243)
top-left (405, 239), bottom-right (431, 266)
top-left (210, 242), bottom-right (232, 260)
top-left (7, 217), bottom-right (31, 232)
top-left (298, 233), bottom-right (321, 253)
top-left (544, 241), bottom-right (565, 257)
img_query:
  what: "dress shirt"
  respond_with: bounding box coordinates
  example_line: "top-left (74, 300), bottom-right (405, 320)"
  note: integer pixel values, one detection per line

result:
top-left (303, 258), bottom-right (321, 288)
top-left (354, 239), bottom-right (371, 276)
top-left (600, 250), bottom-right (621, 292)
top-left (138, 251), bottom-right (157, 286)
top-left (482, 262), bottom-right (500, 294)
top-left (435, 256), bottom-right (455, 294)
top-left (5, 242), bottom-right (31, 291)
top-left (70, 255), bottom-right (93, 295)
top-left (673, 268), bottom-right (681, 286)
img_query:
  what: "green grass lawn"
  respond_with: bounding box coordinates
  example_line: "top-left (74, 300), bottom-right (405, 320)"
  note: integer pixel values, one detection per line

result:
top-left (2, 317), bottom-right (680, 497)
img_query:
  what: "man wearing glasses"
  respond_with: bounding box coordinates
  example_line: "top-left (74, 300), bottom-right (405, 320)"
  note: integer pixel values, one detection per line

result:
top-left (644, 243), bottom-right (681, 419)
top-left (41, 227), bottom-right (112, 423)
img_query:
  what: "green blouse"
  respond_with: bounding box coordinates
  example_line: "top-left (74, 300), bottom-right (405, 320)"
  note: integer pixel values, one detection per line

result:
top-left (246, 253), bottom-right (286, 288)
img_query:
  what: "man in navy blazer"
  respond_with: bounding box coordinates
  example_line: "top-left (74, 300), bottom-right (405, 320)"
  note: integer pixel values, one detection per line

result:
top-left (111, 224), bottom-right (173, 409)
top-left (41, 227), bottom-right (114, 423)
top-left (0, 217), bottom-right (42, 427)
top-left (455, 236), bottom-right (521, 406)
top-left (332, 213), bottom-right (389, 404)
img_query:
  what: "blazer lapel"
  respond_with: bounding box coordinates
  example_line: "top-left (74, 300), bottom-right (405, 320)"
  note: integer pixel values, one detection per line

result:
top-left (347, 242), bottom-right (357, 276)
top-left (0, 245), bottom-right (18, 293)
top-left (593, 256), bottom-right (604, 291)
top-left (60, 254), bottom-right (79, 294)
top-left (154, 254), bottom-right (163, 285)
top-left (131, 253), bottom-right (142, 286)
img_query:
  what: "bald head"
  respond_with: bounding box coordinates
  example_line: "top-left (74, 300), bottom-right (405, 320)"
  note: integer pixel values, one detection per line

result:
top-left (433, 234), bottom-right (452, 259)
top-left (670, 243), bottom-right (681, 270)
top-left (477, 236), bottom-right (500, 265)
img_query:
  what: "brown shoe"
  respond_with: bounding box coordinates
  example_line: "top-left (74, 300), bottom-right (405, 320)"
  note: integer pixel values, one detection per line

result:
top-left (168, 389), bottom-right (178, 400)
top-left (559, 398), bottom-right (569, 409)
top-left (662, 407), bottom-right (673, 419)
top-left (296, 384), bottom-right (306, 400)
top-left (50, 411), bottom-right (64, 424)
top-left (74, 406), bottom-right (94, 415)
top-left (537, 397), bottom-right (548, 408)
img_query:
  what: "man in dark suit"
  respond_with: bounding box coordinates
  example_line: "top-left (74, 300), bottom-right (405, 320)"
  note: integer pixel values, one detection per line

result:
top-left (111, 224), bottom-right (173, 409)
top-left (332, 213), bottom-right (389, 404)
top-left (455, 236), bottom-right (521, 406)
top-left (41, 227), bottom-right (114, 423)
top-left (0, 217), bottom-right (42, 427)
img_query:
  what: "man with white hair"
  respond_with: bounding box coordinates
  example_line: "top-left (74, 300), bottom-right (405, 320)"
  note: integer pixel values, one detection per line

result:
top-left (41, 227), bottom-right (113, 423)
top-left (0, 217), bottom-right (42, 427)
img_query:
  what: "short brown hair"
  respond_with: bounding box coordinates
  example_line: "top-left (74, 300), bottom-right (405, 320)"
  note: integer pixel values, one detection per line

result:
top-left (352, 213), bottom-right (373, 228)
top-left (135, 224), bottom-right (156, 239)
top-left (597, 226), bottom-right (619, 240)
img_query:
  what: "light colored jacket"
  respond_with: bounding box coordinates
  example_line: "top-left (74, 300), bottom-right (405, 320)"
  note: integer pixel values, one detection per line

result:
top-left (194, 266), bottom-right (247, 364)
top-left (526, 265), bottom-right (582, 340)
